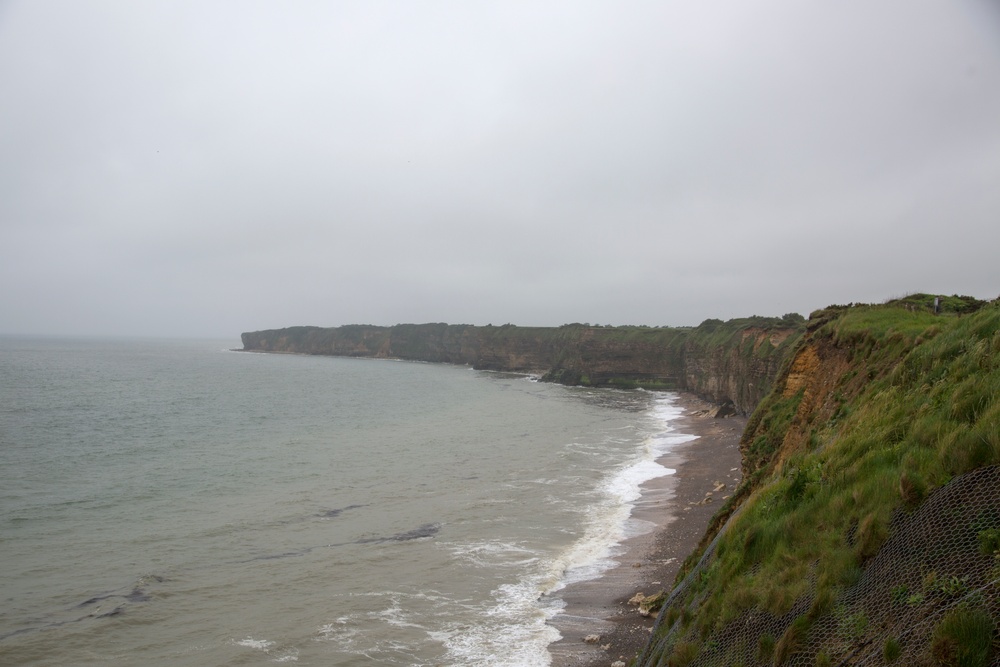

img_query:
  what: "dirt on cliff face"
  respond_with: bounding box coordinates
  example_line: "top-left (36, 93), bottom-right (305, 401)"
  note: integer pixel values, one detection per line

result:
top-left (738, 335), bottom-right (857, 478)
top-left (781, 343), bottom-right (821, 398)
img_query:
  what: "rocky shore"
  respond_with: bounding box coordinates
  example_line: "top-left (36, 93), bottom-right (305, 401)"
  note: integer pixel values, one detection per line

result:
top-left (547, 393), bottom-right (747, 667)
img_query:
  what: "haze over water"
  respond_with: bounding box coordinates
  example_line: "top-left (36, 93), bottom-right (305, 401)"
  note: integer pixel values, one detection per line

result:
top-left (0, 337), bottom-right (693, 666)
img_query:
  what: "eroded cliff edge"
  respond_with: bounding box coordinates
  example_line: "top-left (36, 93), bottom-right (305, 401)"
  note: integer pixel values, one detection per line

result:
top-left (241, 316), bottom-right (806, 415)
top-left (635, 293), bottom-right (1000, 667)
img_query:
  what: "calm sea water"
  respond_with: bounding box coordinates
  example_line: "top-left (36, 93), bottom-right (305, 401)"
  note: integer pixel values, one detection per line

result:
top-left (0, 337), bottom-right (693, 666)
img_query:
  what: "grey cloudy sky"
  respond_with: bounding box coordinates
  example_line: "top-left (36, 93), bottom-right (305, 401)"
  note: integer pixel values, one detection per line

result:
top-left (2, 1), bottom-right (999, 339)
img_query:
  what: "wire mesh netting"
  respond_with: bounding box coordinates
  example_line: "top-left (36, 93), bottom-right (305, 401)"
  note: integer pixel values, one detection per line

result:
top-left (642, 465), bottom-right (1000, 666)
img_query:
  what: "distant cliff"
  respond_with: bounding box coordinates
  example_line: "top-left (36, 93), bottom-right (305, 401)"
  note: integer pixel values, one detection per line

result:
top-left (241, 316), bottom-right (806, 414)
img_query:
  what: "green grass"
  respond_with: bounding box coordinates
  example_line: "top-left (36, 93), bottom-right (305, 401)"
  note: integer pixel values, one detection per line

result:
top-left (757, 633), bottom-right (776, 662)
top-left (650, 297), bottom-right (1000, 663)
top-left (883, 637), bottom-right (902, 663)
top-left (930, 607), bottom-right (995, 666)
top-left (668, 641), bottom-right (699, 667)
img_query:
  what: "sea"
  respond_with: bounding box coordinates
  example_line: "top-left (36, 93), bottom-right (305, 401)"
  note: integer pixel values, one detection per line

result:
top-left (0, 336), bottom-right (696, 666)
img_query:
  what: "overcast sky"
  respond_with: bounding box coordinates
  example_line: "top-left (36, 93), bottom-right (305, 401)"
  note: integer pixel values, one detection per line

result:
top-left (2, 1), bottom-right (999, 339)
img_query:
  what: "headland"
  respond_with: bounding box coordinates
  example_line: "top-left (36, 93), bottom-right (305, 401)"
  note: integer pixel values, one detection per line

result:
top-left (240, 317), bottom-right (805, 415)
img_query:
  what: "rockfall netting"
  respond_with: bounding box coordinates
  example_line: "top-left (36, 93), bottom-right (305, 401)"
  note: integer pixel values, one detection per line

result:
top-left (639, 465), bottom-right (1000, 666)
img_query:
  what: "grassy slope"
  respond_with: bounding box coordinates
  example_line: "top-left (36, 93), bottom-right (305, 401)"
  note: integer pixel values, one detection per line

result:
top-left (639, 295), bottom-right (1000, 666)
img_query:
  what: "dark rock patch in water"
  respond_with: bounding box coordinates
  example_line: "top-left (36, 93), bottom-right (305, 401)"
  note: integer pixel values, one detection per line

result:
top-left (318, 504), bottom-right (365, 519)
top-left (357, 522), bottom-right (441, 543)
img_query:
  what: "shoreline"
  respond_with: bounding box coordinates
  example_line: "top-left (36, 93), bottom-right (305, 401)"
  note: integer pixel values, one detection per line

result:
top-left (546, 392), bottom-right (747, 667)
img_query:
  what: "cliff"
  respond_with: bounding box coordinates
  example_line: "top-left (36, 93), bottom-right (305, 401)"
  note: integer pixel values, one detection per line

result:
top-left (239, 294), bottom-right (999, 664)
top-left (241, 316), bottom-right (806, 415)
top-left (635, 294), bottom-right (1000, 667)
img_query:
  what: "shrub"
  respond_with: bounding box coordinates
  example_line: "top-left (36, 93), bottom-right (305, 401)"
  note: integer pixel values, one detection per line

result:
top-left (775, 616), bottom-right (810, 665)
top-left (884, 636), bottom-right (902, 663)
top-left (929, 607), bottom-right (994, 666)
top-left (757, 633), bottom-right (775, 662)
top-left (668, 641), bottom-right (699, 667)
top-left (979, 528), bottom-right (1000, 557)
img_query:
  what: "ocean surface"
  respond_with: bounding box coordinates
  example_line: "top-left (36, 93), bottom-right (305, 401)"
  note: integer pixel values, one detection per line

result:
top-left (0, 337), bottom-right (694, 666)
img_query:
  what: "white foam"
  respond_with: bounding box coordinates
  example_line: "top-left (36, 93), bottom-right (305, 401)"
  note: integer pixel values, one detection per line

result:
top-left (434, 576), bottom-right (563, 667)
top-left (546, 392), bottom-right (696, 590)
top-left (428, 394), bottom-right (698, 667)
top-left (234, 636), bottom-right (274, 650)
top-left (316, 620), bottom-right (360, 649)
top-left (375, 596), bottom-right (427, 630)
top-left (445, 540), bottom-right (542, 569)
top-left (234, 636), bottom-right (298, 662)
top-left (316, 590), bottom-right (454, 658)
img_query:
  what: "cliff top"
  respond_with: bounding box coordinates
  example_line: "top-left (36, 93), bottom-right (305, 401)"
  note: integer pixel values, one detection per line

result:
top-left (637, 294), bottom-right (1000, 666)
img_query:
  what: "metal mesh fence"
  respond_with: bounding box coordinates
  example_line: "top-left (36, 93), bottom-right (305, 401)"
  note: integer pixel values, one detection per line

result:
top-left (643, 465), bottom-right (1000, 666)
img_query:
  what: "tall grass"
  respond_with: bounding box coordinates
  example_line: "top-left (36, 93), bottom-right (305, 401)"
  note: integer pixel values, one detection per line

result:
top-left (930, 607), bottom-right (995, 666)
top-left (654, 298), bottom-right (1000, 659)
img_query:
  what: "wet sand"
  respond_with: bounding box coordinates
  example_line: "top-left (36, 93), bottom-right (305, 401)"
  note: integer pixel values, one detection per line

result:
top-left (547, 393), bottom-right (747, 667)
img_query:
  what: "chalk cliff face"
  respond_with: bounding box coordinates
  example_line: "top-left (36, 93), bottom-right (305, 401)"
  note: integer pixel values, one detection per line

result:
top-left (241, 318), bottom-right (805, 415)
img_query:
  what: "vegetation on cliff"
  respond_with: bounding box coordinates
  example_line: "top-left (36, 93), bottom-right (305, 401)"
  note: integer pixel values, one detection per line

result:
top-left (637, 294), bottom-right (1000, 666)
top-left (241, 317), bottom-right (805, 414)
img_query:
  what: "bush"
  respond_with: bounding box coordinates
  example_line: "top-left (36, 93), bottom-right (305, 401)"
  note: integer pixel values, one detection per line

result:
top-left (930, 607), bottom-right (994, 666)
top-left (884, 636), bottom-right (902, 663)
top-left (668, 641), bottom-right (699, 667)
top-left (757, 633), bottom-right (776, 662)
top-left (979, 528), bottom-right (1000, 557)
